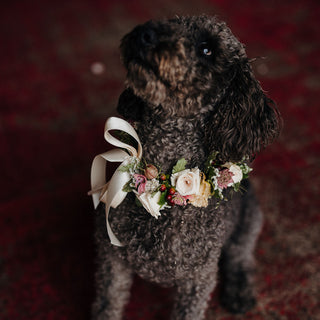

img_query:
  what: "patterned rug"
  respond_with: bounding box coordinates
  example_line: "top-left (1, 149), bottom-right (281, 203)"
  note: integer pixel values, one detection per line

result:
top-left (1, 0), bottom-right (319, 319)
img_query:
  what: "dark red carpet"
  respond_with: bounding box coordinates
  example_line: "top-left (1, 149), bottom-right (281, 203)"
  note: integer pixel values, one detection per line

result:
top-left (1, 0), bottom-right (319, 319)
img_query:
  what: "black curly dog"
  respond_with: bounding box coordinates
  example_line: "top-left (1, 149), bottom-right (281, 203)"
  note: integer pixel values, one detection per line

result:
top-left (92, 15), bottom-right (280, 320)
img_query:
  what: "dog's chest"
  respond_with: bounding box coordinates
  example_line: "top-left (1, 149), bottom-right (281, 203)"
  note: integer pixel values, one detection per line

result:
top-left (138, 118), bottom-right (206, 172)
top-left (119, 203), bottom-right (226, 286)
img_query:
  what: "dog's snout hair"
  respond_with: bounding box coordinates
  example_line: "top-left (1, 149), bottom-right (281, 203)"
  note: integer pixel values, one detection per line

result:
top-left (121, 20), bottom-right (177, 65)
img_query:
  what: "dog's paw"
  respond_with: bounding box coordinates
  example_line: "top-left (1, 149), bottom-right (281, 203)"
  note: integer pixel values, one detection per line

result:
top-left (220, 270), bottom-right (257, 314)
top-left (221, 289), bottom-right (256, 314)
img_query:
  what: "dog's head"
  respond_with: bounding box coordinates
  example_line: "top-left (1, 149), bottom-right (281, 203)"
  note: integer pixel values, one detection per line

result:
top-left (118, 15), bottom-right (281, 162)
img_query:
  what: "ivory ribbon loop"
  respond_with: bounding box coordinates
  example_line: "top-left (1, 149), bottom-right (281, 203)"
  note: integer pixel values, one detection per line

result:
top-left (89, 117), bottom-right (142, 246)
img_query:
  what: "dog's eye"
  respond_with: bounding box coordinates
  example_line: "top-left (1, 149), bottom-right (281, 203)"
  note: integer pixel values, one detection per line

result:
top-left (198, 42), bottom-right (213, 56)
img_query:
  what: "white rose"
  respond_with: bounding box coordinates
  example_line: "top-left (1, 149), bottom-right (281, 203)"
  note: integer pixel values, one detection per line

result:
top-left (171, 168), bottom-right (201, 196)
top-left (136, 191), bottom-right (162, 219)
top-left (223, 163), bottom-right (243, 184)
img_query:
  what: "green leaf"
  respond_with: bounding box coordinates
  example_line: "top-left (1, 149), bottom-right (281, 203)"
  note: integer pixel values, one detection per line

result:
top-left (118, 158), bottom-right (140, 173)
top-left (172, 158), bottom-right (187, 174)
top-left (233, 182), bottom-right (240, 192)
top-left (135, 196), bottom-right (143, 207)
top-left (205, 151), bottom-right (219, 167)
top-left (205, 166), bottom-right (215, 180)
top-left (122, 181), bottom-right (134, 192)
top-left (118, 165), bottom-right (130, 172)
top-left (118, 162), bottom-right (134, 172)
top-left (158, 191), bottom-right (168, 207)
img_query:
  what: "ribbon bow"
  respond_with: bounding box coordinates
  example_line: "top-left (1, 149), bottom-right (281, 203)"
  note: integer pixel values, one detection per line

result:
top-left (89, 117), bottom-right (142, 246)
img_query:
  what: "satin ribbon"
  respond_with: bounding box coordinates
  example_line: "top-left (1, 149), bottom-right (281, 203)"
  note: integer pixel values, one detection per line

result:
top-left (89, 117), bottom-right (142, 246)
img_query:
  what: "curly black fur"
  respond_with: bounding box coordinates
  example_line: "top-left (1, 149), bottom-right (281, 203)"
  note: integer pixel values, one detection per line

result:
top-left (92, 15), bottom-right (281, 320)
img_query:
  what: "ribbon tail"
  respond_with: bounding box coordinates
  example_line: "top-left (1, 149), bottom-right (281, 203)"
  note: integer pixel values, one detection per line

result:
top-left (105, 203), bottom-right (123, 247)
top-left (103, 168), bottom-right (132, 246)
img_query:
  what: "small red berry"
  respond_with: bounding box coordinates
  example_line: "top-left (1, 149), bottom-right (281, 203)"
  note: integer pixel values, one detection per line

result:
top-left (166, 194), bottom-right (172, 202)
top-left (160, 174), bottom-right (167, 181)
top-left (160, 184), bottom-right (166, 192)
top-left (168, 187), bottom-right (175, 195)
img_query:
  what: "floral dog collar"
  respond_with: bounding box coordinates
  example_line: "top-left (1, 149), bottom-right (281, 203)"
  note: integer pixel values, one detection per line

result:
top-left (89, 117), bottom-right (252, 246)
top-left (120, 152), bottom-right (252, 219)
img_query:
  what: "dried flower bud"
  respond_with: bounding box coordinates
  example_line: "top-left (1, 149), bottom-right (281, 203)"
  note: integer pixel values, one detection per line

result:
top-left (144, 164), bottom-right (158, 180)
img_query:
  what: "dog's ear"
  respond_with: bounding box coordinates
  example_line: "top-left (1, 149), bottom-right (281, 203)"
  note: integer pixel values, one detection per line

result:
top-left (117, 87), bottom-right (146, 121)
top-left (206, 61), bottom-right (281, 162)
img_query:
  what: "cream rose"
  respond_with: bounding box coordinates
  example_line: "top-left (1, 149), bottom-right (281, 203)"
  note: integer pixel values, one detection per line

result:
top-left (136, 191), bottom-right (162, 219)
top-left (223, 162), bottom-right (243, 184)
top-left (171, 168), bottom-right (201, 196)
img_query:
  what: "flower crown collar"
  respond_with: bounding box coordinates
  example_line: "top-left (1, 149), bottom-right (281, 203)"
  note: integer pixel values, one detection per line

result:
top-left (120, 152), bottom-right (252, 219)
top-left (89, 117), bottom-right (252, 246)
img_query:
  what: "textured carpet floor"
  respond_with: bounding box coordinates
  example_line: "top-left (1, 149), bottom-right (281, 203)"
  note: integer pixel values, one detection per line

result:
top-left (1, 0), bottom-right (319, 319)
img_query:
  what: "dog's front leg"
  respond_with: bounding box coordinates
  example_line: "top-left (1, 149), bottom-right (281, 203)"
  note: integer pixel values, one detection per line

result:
top-left (219, 182), bottom-right (263, 314)
top-left (171, 272), bottom-right (217, 320)
top-left (92, 251), bottom-right (133, 320)
top-left (92, 233), bottom-right (133, 320)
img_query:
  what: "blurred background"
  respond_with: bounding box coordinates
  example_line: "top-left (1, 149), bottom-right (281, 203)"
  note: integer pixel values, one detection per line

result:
top-left (0, 0), bottom-right (319, 319)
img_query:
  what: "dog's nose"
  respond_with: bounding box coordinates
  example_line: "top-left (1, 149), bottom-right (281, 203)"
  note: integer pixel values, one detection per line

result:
top-left (140, 28), bottom-right (158, 47)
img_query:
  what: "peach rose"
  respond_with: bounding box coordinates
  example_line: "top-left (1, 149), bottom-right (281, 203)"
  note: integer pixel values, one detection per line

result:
top-left (188, 179), bottom-right (211, 208)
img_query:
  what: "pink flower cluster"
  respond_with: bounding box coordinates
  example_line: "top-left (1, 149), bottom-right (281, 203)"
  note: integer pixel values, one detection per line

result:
top-left (217, 169), bottom-right (234, 189)
top-left (170, 192), bottom-right (187, 206)
top-left (134, 174), bottom-right (147, 194)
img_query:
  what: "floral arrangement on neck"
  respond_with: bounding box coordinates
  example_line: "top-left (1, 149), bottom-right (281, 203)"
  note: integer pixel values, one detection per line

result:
top-left (120, 152), bottom-right (252, 218)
